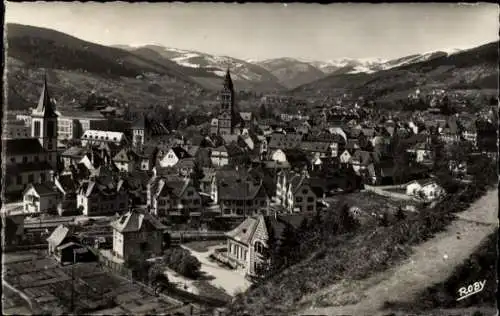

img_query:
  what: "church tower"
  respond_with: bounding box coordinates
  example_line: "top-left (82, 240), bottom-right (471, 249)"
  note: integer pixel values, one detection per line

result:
top-left (218, 69), bottom-right (235, 135)
top-left (31, 75), bottom-right (59, 168)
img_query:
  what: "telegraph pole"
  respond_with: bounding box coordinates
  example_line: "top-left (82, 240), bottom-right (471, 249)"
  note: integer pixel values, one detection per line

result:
top-left (70, 249), bottom-right (75, 313)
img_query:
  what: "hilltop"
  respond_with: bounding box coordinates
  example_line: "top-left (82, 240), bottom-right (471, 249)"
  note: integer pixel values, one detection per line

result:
top-left (291, 41), bottom-right (499, 104)
top-left (5, 24), bottom-right (214, 111)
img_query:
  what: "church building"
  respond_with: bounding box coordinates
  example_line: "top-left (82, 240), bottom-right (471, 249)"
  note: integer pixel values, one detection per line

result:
top-left (3, 76), bottom-right (59, 197)
top-left (210, 69), bottom-right (244, 136)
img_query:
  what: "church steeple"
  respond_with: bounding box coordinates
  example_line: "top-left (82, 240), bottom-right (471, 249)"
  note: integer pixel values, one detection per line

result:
top-left (31, 75), bottom-right (59, 169)
top-left (223, 68), bottom-right (234, 92)
top-left (34, 74), bottom-right (58, 118)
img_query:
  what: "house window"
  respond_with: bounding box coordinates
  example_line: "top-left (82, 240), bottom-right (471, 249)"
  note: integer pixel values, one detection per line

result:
top-left (40, 173), bottom-right (46, 183)
top-left (254, 241), bottom-right (266, 255)
top-left (302, 189), bottom-right (308, 194)
top-left (23, 156), bottom-right (28, 163)
top-left (260, 200), bottom-right (266, 206)
top-left (236, 209), bottom-right (243, 215)
top-left (10, 157), bottom-right (15, 163)
top-left (296, 197), bottom-right (303, 203)
top-left (28, 174), bottom-right (34, 183)
top-left (307, 197), bottom-right (314, 203)
top-left (194, 199), bottom-right (200, 205)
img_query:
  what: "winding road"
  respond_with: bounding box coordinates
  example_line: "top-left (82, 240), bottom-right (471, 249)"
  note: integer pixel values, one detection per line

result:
top-left (299, 188), bottom-right (498, 316)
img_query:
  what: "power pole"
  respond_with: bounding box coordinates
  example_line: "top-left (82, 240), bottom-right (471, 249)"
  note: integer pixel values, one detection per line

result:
top-left (70, 249), bottom-right (75, 313)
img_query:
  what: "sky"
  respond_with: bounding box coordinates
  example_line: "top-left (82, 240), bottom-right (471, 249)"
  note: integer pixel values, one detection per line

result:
top-left (5, 2), bottom-right (499, 61)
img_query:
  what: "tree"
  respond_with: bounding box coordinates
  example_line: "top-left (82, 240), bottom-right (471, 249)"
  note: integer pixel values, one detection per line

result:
top-left (148, 264), bottom-right (169, 287)
top-left (379, 211), bottom-right (391, 227)
top-left (391, 131), bottom-right (412, 184)
top-left (178, 255), bottom-right (201, 279)
top-left (338, 203), bottom-right (358, 233)
top-left (276, 224), bottom-right (300, 268)
top-left (395, 207), bottom-right (406, 221)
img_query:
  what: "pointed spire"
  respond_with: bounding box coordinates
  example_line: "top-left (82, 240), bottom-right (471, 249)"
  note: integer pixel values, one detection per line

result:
top-left (223, 67), bottom-right (234, 91)
top-left (34, 73), bottom-right (58, 118)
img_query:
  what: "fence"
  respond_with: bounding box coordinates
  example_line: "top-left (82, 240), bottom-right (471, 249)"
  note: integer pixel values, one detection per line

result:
top-left (97, 252), bottom-right (133, 280)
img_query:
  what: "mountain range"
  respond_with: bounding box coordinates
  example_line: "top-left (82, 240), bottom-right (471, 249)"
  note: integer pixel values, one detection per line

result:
top-left (5, 23), bottom-right (498, 111)
top-left (115, 44), bottom-right (465, 89)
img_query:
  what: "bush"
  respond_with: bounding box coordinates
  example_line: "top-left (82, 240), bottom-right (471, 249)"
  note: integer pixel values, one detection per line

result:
top-left (163, 248), bottom-right (201, 279)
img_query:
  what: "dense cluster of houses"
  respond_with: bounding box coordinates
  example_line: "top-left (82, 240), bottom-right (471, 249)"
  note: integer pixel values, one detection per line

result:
top-left (2, 70), bottom-right (497, 279)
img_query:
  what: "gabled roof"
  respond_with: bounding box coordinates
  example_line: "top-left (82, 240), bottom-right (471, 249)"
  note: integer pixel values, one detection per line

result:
top-left (113, 148), bottom-right (138, 163)
top-left (24, 182), bottom-right (60, 196)
top-left (61, 146), bottom-right (88, 158)
top-left (289, 173), bottom-right (311, 194)
top-left (47, 225), bottom-right (71, 246)
top-left (111, 210), bottom-right (166, 233)
top-left (240, 112), bottom-right (253, 121)
top-left (218, 179), bottom-right (266, 201)
top-left (268, 133), bottom-right (303, 149)
top-left (56, 174), bottom-right (78, 194)
top-left (176, 158), bottom-right (196, 169)
top-left (4, 139), bottom-right (47, 156)
top-left (170, 146), bottom-right (190, 159)
top-left (225, 216), bottom-right (259, 244)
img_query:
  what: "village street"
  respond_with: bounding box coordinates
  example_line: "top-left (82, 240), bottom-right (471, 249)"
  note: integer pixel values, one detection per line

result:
top-left (299, 188), bottom-right (498, 316)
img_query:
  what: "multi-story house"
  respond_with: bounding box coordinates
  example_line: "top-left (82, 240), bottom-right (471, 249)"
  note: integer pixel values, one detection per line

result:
top-left (406, 179), bottom-right (446, 202)
top-left (81, 130), bottom-right (127, 147)
top-left (23, 182), bottom-right (63, 214)
top-left (148, 177), bottom-right (202, 218)
top-left (211, 145), bottom-right (230, 167)
top-left (77, 179), bottom-right (129, 216)
top-left (113, 148), bottom-right (139, 173)
top-left (275, 170), bottom-right (317, 214)
top-left (406, 142), bottom-right (433, 164)
top-left (158, 146), bottom-right (191, 168)
top-left (2, 120), bottom-right (31, 140)
top-left (60, 146), bottom-right (90, 171)
top-left (111, 210), bottom-right (166, 262)
top-left (209, 170), bottom-right (270, 217)
top-left (57, 110), bottom-right (107, 141)
top-left (225, 214), bottom-right (306, 277)
top-left (349, 150), bottom-right (380, 180)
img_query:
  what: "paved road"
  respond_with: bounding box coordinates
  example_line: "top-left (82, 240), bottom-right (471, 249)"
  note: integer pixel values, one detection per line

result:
top-left (299, 188), bottom-right (498, 316)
